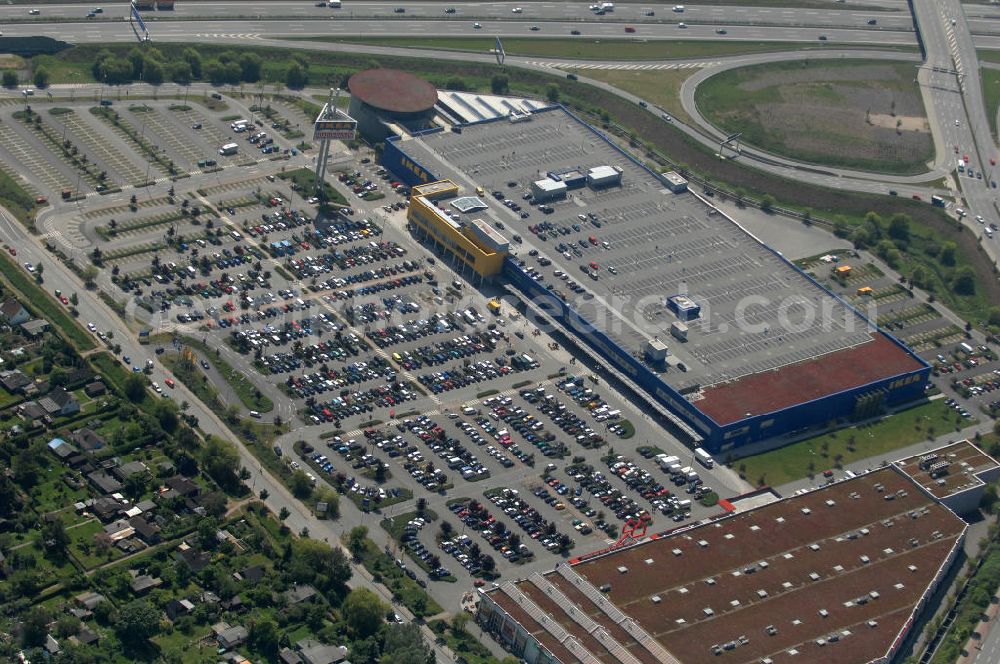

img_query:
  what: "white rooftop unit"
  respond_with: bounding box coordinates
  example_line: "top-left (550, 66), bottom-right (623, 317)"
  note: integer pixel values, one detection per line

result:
top-left (469, 219), bottom-right (510, 252)
top-left (531, 178), bottom-right (568, 202)
top-left (587, 165), bottom-right (622, 188)
top-left (645, 339), bottom-right (669, 363)
top-left (662, 170), bottom-right (688, 193)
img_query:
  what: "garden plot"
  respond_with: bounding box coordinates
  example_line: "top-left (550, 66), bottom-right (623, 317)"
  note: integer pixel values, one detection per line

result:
top-left (53, 110), bottom-right (149, 186)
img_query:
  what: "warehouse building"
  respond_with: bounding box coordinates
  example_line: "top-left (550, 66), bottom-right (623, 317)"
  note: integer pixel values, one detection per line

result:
top-left (894, 440), bottom-right (1000, 515)
top-left (477, 467), bottom-right (967, 664)
top-left (383, 103), bottom-right (929, 454)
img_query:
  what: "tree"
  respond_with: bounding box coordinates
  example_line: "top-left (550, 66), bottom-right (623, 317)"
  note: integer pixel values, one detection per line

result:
top-left (240, 53), bottom-right (262, 82)
top-left (33, 68), bottom-right (50, 88)
top-left (290, 469), bottom-right (313, 499)
top-left (940, 241), bottom-right (957, 266)
top-left (117, 600), bottom-right (161, 644)
top-left (249, 618), bottom-right (280, 655)
top-left (69, 292), bottom-right (79, 306)
top-left (201, 436), bottom-right (241, 492)
top-left (21, 606), bottom-right (50, 647)
top-left (953, 266), bottom-right (976, 295)
top-left (888, 213), bottom-right (911, 242)
top-left (143, 59), bottom-right (165, 86)
top-left (759, 194), bottom-right (775, 213)
top-left (204, 59), bottom-right (226, 86)
top-left (445, 77), bottom-right (467, 91)
top-left (279, 506), bottom-right (290, 520)
top-left (347, 525), bottom-right (368, 560)
top-left (200, 491), bottom-right (228, 518)
top-left (546, 85), bottom-right (560, 103)
top-left (343, 587), bottom-right (385, 638)
top-left (416, 497), bottom-right (427, 515)
top-left (490, 74), bottom-right (509, 95)
top-left (285, 62), bottom-right (308, 89)
top-left (182, 47), bottom-right (202, 78)
top-left (123, 374), bottom-right (147, 403)
top-left (382, 623), bottom-right (433, 664)
top-left (170, 60), bottom-right (193, 85)
top-left (2, 70), bottom-right (17, 88)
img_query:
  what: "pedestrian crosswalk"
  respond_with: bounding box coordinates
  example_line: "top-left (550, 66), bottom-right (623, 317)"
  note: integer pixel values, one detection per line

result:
top-left (529, 60), bottom-right (721, 71)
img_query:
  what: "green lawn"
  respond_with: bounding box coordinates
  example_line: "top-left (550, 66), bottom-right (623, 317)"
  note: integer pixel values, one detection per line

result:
top-left (569, 67), bottom-right (697, 123)
top-left (0, 252), bottom-right (95, 351)
top-left (695, 59), bottom-right (934, 175)
top-left (300, 36), bottom-right (914, 61)
top-left (737, 400), bottom-right (973, 486)
top-left (88, 352), bottom-right (135, 399)
top-left (981, 66), bottom-right (1000, 142)
top-left (277, 167), bottom-right (347, 207)
top-left (171, 335), bottom-right (274, 413)
top-left (356, 537), bottom-right (443, 617)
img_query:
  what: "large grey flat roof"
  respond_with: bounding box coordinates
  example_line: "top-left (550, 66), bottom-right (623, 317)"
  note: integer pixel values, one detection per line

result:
top-left (400, 111), bottom-right (877, 393)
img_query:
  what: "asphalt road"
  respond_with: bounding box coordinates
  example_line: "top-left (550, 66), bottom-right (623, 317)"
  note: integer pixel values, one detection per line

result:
top-left (0, 16), bottom-right (922, 45)
top-left (1, 0), bottom-right (918, 32)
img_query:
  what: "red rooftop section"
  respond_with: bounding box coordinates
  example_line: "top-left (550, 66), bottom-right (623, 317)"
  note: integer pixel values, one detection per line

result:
top-left (348, 68), bottom-right (439, 115)
top-left (696, 333), bottom-right (925, 425)
top-left (480, 467), bottom-right (966, 664)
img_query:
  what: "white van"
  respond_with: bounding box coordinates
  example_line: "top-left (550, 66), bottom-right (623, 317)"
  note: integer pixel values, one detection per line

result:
top-left (230, 230), bottom-right (243, 241)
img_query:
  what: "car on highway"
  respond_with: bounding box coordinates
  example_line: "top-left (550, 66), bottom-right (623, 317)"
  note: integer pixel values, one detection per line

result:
top-left (570, 29), bottom-right (580, 35)
top-left (512, 7), bottom-right (523, 12)
top-left (867, 19), bottom-right (877, 25)
top-left (529, 25), bottom-right (539, 30)
top-left (473, 22), bottom-right (481, 28)
top-left (201, 360), bottom-right (211, 370)
top-left (445, 7), bottom-right (456, 13)
top-left (678, 22), bottom-right (687, 28)
top-left (624, 25), bottom-right (635, 33)
top-left (92, 7), bottom-right (103, 12)
top-left (28, 9), bottom-right (40, 15)
top-left (393, 6), bottom-right (405, 12)
top-left (716, 28), bottom-right (727, 34)
top-left (818, 34), bottom-right (828, 40)
top-left (645, 10), bottom-right (655, 16)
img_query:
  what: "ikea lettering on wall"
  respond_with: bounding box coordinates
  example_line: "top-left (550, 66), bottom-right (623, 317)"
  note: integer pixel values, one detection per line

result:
top-left (400, 157), bottom-right (430, 183)
top-left (313, 119), bottom-right (357, 141)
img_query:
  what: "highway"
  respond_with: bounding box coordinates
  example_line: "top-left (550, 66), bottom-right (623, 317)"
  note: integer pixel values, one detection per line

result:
top-left (1, 0), bottom-right (917, 30)
top-left (0, 16), bottom-right (921, 45)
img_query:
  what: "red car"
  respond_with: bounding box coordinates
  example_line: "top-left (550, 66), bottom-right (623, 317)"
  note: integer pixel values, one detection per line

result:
top-left (165, 377), bottom-right (175, 388)
top-left (58, 295), bottom-right (69, 305)
top-left (964, 154), bottom-right (970, 163)
top-left (7, 247), bottom-right (15, 256)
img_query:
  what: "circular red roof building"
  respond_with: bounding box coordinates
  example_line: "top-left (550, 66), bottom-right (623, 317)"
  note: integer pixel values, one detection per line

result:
top-left (348, 69), bottom-right (438, 116)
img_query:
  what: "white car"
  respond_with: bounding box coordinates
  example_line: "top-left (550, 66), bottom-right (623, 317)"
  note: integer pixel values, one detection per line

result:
top-left (87, 322), bottom-right (97, 332)
top-left (512, 7), bottom-right (523, 12)
top-left (976, 215), bottom-right (985, 224)
top-left (473, 22), bottom-right (481, 28)
top-left (152, 382), bottom-right (162, 393)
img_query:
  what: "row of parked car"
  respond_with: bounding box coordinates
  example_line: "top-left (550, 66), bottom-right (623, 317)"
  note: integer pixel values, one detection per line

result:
top-left (305, 381), bottom-right (418, 424)
top-left (256, 334), bottom-right (367, 373)
top-left (448, 499), bottom-right (535, 566)
top-left (285, 358), bottom-right (393, 399)
top-left (566, 462), bottom-right (648, 525)
top-left (401, 415), bottom-right (489, 481)
top-left (399, 518), bottom-right (453, 580)
top-left (367, 313), bottom-right (485, 349)
top-left (486, 488), bottom-right (573, 554)
top-left (418, 359), bottom-right (520, 394)
top-left (483, 395), bottom-right (568, 459)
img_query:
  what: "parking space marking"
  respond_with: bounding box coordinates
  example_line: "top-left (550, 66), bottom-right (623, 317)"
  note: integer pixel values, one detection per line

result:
top-left (59, 112), bottom-right (149, 185)
top-left (0, 121), bottom-right (72, 194)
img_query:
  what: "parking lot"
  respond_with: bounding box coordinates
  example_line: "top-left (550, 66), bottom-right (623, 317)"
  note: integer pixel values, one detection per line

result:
top-left (12, 90), bottom-right (752, 611)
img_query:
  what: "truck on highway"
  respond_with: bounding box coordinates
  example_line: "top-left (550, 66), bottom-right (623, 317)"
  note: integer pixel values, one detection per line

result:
top-left (328, 0), bottom-right (342, 7)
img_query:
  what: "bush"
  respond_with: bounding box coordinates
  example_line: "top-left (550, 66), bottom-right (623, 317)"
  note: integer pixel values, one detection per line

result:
top-left (2, 71), bottom-right (17, 89)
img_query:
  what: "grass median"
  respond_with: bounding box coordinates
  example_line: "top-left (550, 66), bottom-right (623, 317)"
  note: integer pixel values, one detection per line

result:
top-left (158, 334), bottom-right (273, 413)
top-left (299, 37), bottom-right (914, 61)
top-left (736, 400), bottom-right (974, 487)
top-left (0, 252), bottom-right (95, 351)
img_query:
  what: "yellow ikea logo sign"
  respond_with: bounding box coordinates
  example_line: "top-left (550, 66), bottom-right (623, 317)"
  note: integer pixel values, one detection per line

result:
top-left (315, 120), bottom-right (356, 131)
top-left (400, 156), bottom-right (430, 183)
